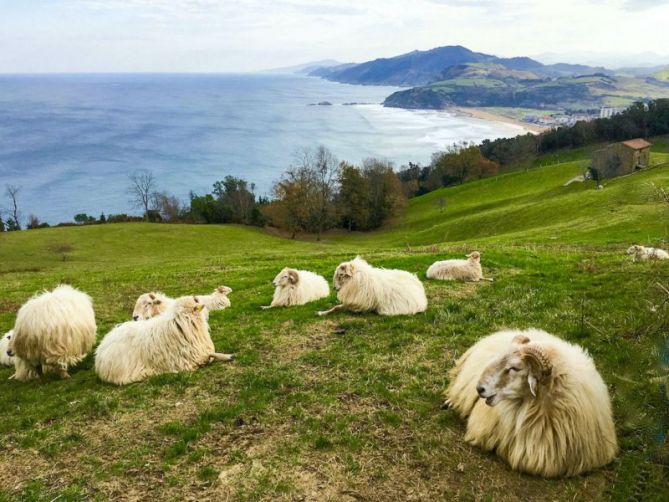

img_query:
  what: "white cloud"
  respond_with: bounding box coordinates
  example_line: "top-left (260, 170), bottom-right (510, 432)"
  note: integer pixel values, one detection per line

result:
top-left (0, 0), bottom-right (668, 72)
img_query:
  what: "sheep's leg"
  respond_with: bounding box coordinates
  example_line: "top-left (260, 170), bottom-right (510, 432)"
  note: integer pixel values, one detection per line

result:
top-left (209, 352), bottom-right (234, 363)
top-left (317, 304), bottom-right (345, 316)
top-left (440, 399), bottom-right (452, 410)
top-left (260, 305), bottom-right (272, 310)
top-left (479, 277), bottom-right (494, 282)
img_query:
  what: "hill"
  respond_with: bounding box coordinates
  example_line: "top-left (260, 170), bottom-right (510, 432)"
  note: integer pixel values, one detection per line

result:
top-left (310, 45), bottom-right (609, 86)
top-left (383, 66), bottom-right (669, 111)
top-left (1, 147), bottom-right (668, 500)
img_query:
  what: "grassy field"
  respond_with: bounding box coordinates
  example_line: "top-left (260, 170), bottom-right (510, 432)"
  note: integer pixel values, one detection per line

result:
top-left (1, 148), bottom-right (669, 501)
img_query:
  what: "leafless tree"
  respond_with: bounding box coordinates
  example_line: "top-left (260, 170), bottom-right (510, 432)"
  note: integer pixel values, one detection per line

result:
top-left (5, 184), bottom-right (21, 230)
top-left (128, 171), bottom-right (156, 221)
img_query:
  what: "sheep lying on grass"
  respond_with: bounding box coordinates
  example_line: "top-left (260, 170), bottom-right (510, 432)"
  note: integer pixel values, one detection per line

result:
top-left (318, 257), bottom-right (427, 316)
top-left (626, 244), bottom-right (669, 262)
top-left (262, 268), bottom-right (329, 309)
top-left (132, 286), bottom-right (232, 320)
top-left (426, 251), bottom-right (492, 282)
top-left (96, 296), bottom-right (232, 385)
top-left (0, 331), bottom-right (14, 366)
top-left (7, 285), bottom-right (97, 380)
top-left (444, 328), bottom-right (617, 477)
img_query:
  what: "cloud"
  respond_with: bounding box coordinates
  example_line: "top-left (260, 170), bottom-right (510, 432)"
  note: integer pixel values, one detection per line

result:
top-left (623, 0), bottom-right (669, 10)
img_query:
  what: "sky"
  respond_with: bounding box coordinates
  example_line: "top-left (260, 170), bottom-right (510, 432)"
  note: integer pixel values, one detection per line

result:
top-left (1, 0), bottom-right (669, 72)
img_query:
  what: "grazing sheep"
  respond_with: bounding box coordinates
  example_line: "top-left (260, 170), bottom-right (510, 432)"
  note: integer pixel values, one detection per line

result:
top-left (132, 286), bottom-right (232, 320)
top-left (426, 251), bottom-right (492, 282)
top-left (0, 331), bottom-right (14, 367)
top-left (7, 285), bottom-right (97, 381)
top-left (444, 328), bottom-right (618, 477)
top-left (261, 268), bottom-right (329, 309)
top-left (96, 296), bottom-right (233, 385)
top-left (317, 257), bottom-right (427, 316)
top-left (626, 244), bottom-right (669, 262)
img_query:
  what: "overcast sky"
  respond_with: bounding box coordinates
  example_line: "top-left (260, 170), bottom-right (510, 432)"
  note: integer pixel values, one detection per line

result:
top-left (1, 0), bottom-right (668, 72)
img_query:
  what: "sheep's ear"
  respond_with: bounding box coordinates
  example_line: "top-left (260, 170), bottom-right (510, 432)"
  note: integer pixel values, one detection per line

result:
top-left (154, 298), bottom-right (162, 305)
top-left (217, 286), bottom-right (232, 295)
top-left (288, 270), bottom-right (299, 284)
top-left (528, 374), bottom-right (538, 397)
top-left (512, 334), bottom-right (530, 345)
top-left (149, 293), bottom-right (156, 300)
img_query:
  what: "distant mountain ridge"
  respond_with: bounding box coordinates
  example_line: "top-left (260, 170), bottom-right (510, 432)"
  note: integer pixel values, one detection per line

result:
top-left (309, 45), bottom-right (612, 86)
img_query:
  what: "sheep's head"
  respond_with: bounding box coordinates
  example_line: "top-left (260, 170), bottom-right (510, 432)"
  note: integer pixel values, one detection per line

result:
top-left (132, 292), bottom-right (168, 321)
top-left (333, 261), bottom-right (358, 291)
top-left (205, 285), bottom-right (232, 310)
top-left (4, 330), bottom-right (14, 358)
top-left (273, 268), bottom-right (299, 288)
top-left (476, 334), bottom-right (553, 406)
top-left (467, 251), bottom-right (481, 262)
top-left (173, 295), bottom-right (204, 317)
top-left (626, 245), bottom-right (642, 256)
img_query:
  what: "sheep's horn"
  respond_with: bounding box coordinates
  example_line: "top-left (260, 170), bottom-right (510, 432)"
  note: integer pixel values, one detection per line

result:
top-left (521, 344), bottom-right (552, 378)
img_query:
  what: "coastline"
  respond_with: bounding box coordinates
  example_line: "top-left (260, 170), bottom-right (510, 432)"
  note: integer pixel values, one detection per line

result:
top-left (452, 107), bottom-right (549, 134)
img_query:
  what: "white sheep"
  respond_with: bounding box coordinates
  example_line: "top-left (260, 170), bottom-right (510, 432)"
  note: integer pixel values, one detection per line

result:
top-left (95, 295), bottom-right (233, 385)
top-left (132, 286), bottom-right (232, 320)
top-left (444, 328), bottom-right (618, 477)
top-left (0, 331), bottom-right (14, 367)
top-left (7, 285), bottom-right (97, 380)
top-left (261, 268), bottom-right (329, 309)
top-left (426, 251), bottom-right (492, 282)
top-left (626, 244), bottom-right (669, 262)
top-left (317, 257), bottom-right (427, 316)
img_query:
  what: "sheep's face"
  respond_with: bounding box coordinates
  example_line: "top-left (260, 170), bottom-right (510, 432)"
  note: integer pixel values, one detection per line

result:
top-left (206, 286), bottom-right (232, 310)
top-left (173, 296), bottom-right (204, 317)
top-left (476, 335), bottom-right (552, 406)
top-left (333, 262), bottom-right (355, 291)
top-left (132, 292), bottom-right (167, 321)
top-left (467, 251), bottom-right (481, 262)
top-left (273, 268), bottom-right (299, 288)
top-left (4, 331), bottom-right (14, 358)
top-left (626, 245), bottom-right (642, 256)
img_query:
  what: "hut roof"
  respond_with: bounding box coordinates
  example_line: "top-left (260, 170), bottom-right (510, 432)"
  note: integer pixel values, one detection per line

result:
top-left (621, 138), bottom-right (652, 150)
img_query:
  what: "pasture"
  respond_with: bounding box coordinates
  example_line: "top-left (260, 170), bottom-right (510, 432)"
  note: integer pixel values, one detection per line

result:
top-left (1, 149), bottom-right (668, 501)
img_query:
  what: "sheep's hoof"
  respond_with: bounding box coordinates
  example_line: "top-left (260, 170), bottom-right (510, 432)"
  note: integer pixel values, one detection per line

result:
top-left (440, 399), bottom-right (452, 410)
top-left (59, 371), bottom-right (71, 379)
top-left (211, 353), bottom-right (234, 362)
top-left (316, 311), bottom-right (327, 317)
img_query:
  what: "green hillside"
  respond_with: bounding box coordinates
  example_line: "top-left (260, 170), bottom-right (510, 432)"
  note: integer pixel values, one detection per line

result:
top-left (1, 150), bottom-right (668, 500)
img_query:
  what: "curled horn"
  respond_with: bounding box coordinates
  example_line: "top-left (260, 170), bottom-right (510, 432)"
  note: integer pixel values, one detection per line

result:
top-left (521, 344), bottom-right (552, 379)
top-left (287, 269), bottom-right (299, 284)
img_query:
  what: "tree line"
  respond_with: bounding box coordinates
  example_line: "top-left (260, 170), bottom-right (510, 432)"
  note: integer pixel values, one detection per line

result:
top-left (479, 99), bottom-right (669, 167)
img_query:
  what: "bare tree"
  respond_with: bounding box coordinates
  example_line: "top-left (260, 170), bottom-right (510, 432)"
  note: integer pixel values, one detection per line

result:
top-left (128, 171), bottom-right (156, 221)
top-left (5, 184), bottom-right (21, 230)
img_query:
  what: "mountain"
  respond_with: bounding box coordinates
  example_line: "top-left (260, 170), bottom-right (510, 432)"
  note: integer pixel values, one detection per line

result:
top-left (309, 46), bottom-right (610, 86)
top-left (311, 45), bottom-right (495, 86)
top-left (262, 59), bottom-right (347, 75)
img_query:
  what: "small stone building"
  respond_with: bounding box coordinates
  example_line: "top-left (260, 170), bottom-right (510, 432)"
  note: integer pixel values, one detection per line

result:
top-left (590, 138), bottom-right (652, 180)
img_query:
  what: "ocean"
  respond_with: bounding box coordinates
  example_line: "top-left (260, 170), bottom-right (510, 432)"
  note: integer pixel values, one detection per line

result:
top-left (0, 73), bottom-right (527, 224)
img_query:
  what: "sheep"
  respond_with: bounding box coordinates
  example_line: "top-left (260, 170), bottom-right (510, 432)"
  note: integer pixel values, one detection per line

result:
top-left (261, 268), bottom-right (329, 309)
top-left (444, 328), bottom-right (618, 477)
top-left (426, 251), bottom-right (493, 282)
top-left (626, 244), bottom-right (669, 262)
top-left (7, 285), bottom-right (97, 381)
top-left (132, 286), bottom-right (232, 320)
top-left (95, 295), bottom-right (233, 385)
top-left (0, 331), bottom-right (14, 367)
top-left (317, 257), bottom-right (427, 316)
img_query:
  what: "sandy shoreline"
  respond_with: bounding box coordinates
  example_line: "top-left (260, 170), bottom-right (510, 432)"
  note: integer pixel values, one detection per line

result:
top-left (452, 107), bottom-right (549, 134)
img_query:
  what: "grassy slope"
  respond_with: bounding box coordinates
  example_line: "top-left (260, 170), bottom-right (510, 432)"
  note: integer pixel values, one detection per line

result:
top-left (1, 150), bottom-right (669, 501)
